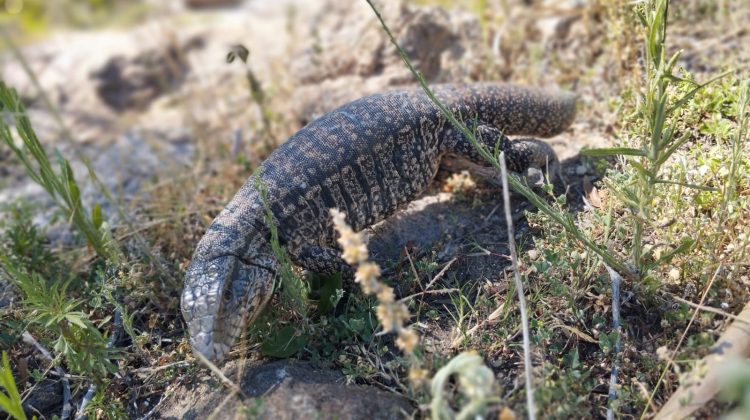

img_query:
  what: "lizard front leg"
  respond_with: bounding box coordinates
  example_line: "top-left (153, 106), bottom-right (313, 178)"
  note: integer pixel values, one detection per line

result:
top-left (288, 243), bottom-right (355, 279)
top-left (443, 123), bottom-right (563, 184)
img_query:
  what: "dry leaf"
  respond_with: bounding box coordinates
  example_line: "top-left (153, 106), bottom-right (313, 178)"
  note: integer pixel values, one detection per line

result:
top-left (499, 406), bottom-right (517, 420)
top-left (555, 322), bottom-right (598, 343)
top-left (583, 176), bottom-right (603, 208)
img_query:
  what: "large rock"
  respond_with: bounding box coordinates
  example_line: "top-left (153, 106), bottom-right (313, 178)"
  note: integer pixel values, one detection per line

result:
top-left (289, 0), bottom-right (483, 124)
top-left (155, 360), bottom-right (413, 419)
top-left (90, 36), bottom-right (204, 112)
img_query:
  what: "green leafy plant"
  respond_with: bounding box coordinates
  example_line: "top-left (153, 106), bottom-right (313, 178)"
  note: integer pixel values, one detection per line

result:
top-left (260, 325), bottom-right (309, 358)
top-left (0, 81), bottom-right (123, 381)
top-left (310, 272), bottom-right (344, 316)
top-left (0, 352), bottom-right (27, 420)
top-left (581, 0), bottom-right (728, 274)
top-left (1, 256), bottom-right (118, 377)
top-left (0, 203), bottom-right (58, 277)
top-left (0, 82), bottom-right (117, 262)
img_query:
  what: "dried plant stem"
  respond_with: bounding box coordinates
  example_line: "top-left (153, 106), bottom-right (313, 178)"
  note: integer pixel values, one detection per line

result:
top-left (605, 265), bottom-right (622, 420)
top-left (194, 351), bottom-right (246, 399)
top-left (498, 152), bottom-right (536, 420)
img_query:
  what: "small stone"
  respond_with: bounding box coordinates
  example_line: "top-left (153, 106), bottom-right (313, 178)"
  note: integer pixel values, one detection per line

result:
top-left (656, 346), bottom-right (669, 360)
top-left (527, 249), bottom-right (539, 260)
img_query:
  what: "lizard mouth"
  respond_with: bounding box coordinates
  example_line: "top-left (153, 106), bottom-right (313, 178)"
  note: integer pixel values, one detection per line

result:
top-left (181, 254), bottom-right (276, 362)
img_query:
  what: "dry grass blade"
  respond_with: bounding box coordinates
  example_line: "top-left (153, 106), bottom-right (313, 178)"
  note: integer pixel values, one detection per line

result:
top-left (498, 151), bottom-right (536, 420)
top-left (424, 258), bottom-right (456, 291)
top-left (399, 288), bottom-right (459, 303)
top-left (605, 265), bottom-right (623, 420)
top-left (193, 352), bottom-right (246, 399)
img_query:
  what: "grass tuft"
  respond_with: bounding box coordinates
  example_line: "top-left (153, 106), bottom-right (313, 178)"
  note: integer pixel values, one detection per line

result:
top-left (0, 352), bottom-right (26, 420)
top-left (0, 82), bottom-right (118, 261)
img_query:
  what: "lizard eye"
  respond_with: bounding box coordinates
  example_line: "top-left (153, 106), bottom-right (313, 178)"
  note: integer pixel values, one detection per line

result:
top-left (222, 286), bottom-right (234, 305)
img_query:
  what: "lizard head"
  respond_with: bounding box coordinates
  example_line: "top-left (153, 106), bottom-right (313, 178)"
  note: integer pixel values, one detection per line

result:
top-left (181, 252), bottom-right (276, 362)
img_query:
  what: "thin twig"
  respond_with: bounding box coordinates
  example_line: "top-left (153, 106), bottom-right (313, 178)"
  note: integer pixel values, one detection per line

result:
top-left (22, 331), bottom-right (72, 420)
top-left (424, 258), bottom-right (457, 291)
top-left (398, 288), bottom-right (460, 303)
top-left (130, 360), bottom-right (192, 375)
top-left (499, 152), bottom-right (536, 420)
top-left (404, 247), bottom-right (422, 290)
top-left (605, 265), bottom-right (622, 420)
top-left (194, 352), bottom-right (247, 399)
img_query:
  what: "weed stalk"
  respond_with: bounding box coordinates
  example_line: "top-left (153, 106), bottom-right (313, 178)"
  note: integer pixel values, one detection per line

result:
top-left (584, 0), bottom-right (730, 273)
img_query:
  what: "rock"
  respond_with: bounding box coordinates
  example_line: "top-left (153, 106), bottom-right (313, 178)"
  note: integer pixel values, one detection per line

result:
top-left (91, 36), bottom-right (204, 112)
top-left (289, 0), bottom-right (483, 124)
top-left (22, 379), bottom-right (63, 417)
top-left (154, 360), bottom-right (413, 419)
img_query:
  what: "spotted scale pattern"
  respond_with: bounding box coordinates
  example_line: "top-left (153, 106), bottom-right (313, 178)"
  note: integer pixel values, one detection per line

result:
top-left (181, 83), bottom-right (577, 361)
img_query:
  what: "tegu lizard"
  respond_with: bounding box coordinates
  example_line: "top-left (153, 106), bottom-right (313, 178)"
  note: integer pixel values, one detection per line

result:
top-left (181, 83), bottom-right (576, 361)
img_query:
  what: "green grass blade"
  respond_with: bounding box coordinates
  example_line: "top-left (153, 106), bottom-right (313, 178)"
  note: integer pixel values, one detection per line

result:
top-left (652, 179), bottom-right (717, 192)
top-left (0, 352), bottom-right (26, 420)
top-left (667, 70), bottom-right (733, 116)
top-left (581, 147), bottom-right (647, 157)
top-left (654, 131), bottom-right (691, 166)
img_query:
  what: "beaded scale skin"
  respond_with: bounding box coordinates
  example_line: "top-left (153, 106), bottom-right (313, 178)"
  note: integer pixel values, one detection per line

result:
top-left (181, 83), bottom-right (577, 361)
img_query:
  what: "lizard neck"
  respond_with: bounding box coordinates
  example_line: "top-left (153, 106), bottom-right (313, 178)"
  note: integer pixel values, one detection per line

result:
top-left (194, 185), bottom-right (274, 265)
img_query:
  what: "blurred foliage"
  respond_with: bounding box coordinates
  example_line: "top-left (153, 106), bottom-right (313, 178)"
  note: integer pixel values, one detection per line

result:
top-left (0, 0), bottom-right (150, 39)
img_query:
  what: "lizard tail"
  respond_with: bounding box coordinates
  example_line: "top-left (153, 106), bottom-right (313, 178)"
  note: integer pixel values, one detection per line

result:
top-left (448, 83), bottom-right (578, 138)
